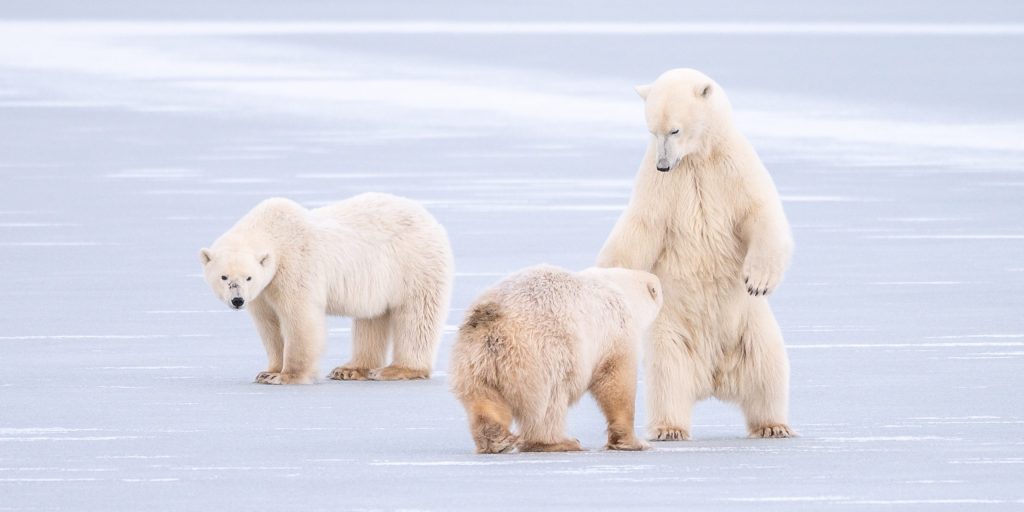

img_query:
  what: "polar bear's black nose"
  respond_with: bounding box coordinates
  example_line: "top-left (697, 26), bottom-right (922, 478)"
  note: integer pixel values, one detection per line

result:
top-left (656, 165), bottom-right (671, 172)
top-left (231, 297), bottom-right (245, 308)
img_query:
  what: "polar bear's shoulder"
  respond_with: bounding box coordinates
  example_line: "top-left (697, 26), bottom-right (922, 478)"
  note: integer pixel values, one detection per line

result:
top-left (227, 197), bottom-right (309, 236)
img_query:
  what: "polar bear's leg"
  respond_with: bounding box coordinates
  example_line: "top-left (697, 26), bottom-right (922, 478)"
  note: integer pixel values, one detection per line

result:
top-left (736, 300), bottom-right (794, 438)
top-left (328, 312), bottom-right (390, 381)
top-left (516, 399), bottom-right (583, 453)
top-left (646, 327), bottom-right (699, 441)
top-left (459, 383), bottom-right (517, 454)
top-left (369, 290), bottom-right (444, 381)
top-left (256, 305), bottom-right (324, 385)
top-left (249, 299), bottom-right (283, 376)
top-left (590, 351), bottom-right (648, 451)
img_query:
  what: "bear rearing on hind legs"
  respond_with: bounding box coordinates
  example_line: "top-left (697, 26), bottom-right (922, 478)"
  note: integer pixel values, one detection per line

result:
top-left (598, 68), bottom-right (796, 440)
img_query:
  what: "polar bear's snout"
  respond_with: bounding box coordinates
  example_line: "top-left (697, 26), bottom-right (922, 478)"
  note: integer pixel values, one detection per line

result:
top-left (231, 297), bottom-right (245, 309)
top-left (654, 135), bottom-right (679, 172)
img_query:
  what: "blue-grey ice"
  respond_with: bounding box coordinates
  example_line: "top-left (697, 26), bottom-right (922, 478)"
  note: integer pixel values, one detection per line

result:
top-left (1, 1), bottom-right (1022, 510)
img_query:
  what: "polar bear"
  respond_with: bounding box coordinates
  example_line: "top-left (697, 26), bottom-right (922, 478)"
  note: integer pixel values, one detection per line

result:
top-left (597, 68), bottom-right (795, 439)
top-left (199, 193), bottom-right (454, 384)
top-left (449, 265), bottom-right (663, 453)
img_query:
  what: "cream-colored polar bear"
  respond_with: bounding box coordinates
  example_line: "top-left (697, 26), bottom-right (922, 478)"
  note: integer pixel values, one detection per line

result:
top-left (199, 193), bottom-right (454, 384)
top-left (449, 265), bottom-right (663, 453)
top-left (597, 68), bottom-right (795, 439)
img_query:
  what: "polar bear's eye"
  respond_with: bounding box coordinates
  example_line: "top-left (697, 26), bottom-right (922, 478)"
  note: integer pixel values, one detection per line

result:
top-left (221, 275), bottom-right (228, 281)
top-left (670, 129), bottom-right (679, 135)
top-left (246, 276), bottom-right (252, 281)
top-left (649, 285), bottom-right (658, 299)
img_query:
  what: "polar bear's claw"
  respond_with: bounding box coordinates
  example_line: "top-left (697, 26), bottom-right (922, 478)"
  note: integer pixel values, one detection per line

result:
top-left (650, 427), bottom-right (690, 441)
top-left (742, 249), bottom-right (785, 297)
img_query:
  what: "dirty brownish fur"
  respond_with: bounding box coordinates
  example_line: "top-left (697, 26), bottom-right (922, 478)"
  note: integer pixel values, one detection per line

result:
top-left (463, 302), bottom-right (502, 329)
top-left (450, 266), bottom-right (663, 453)
top-left (589, 353), bottom-right (647, 451)
top-left (465, 379), bottom-right (517, 453)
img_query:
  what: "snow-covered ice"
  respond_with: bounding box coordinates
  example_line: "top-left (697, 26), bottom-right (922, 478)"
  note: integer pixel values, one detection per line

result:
top-left (1, 1), bottom-right (1022, 510)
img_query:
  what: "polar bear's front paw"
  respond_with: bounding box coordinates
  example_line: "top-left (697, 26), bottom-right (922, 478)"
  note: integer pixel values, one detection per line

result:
top-left (743, 254), bottom-right (785, 296)
top-left (254, 371), bottom-right (312, 385)
top-left (255, 371), bottom-right (283, 385)
top-left (328, 366), bottom-right (370, 381)
top-left (750, 424), bottom-right (796, 438)
top-left (368, 366), bottom-right (429, 381)
top-left (650, 426), bottom-right (690, 441)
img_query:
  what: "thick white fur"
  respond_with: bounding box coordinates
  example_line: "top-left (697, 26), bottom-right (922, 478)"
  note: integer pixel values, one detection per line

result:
top-left (449, 265), bottom-right (663, 453)
top-left (200, 193), bottom-right (454, 385)
top-left (597, 68), bottom-right (795, 439)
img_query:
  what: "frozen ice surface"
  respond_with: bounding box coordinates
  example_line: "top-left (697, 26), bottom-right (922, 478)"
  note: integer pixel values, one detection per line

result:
top-left (0, 1), bottom-right (1022, 510)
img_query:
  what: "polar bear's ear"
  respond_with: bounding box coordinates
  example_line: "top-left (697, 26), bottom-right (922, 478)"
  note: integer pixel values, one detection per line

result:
top-left (634, 84), bottom-right (652, 100)
top-left (199, 248), bottom-right (212, 266)
top-left (699, 84), bottom-right (713, 98)
top-left (259, 253), bottom-right (271, 267)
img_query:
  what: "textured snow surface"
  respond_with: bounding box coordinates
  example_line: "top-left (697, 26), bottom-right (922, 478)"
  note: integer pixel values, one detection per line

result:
top-left (1, 1), bottom-right (1022, 510)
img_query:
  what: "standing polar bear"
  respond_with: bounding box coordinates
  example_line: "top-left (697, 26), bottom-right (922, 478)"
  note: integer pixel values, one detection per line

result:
top-left (598, 69), bottom-right (795, 439)
top-left (199, 193), bottom-right (453, 384)
top-left (449, 265), bottom-right (663, 453)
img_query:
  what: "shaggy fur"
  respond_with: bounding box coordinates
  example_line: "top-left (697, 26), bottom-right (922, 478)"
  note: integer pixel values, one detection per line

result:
top-left (200, 193), bottom-right (454, 384)
top-left (597, 68), bottom-right (795, 439)
top-left (449, 265), bottom-right (663, 453)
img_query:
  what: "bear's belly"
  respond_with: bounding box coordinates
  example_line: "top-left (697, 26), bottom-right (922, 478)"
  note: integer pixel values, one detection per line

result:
top-left (323, 271), bottom-right (398, 319)
top-left (325, 290), bottom-right (392, 318)
top-left (651, 218), bottom-right (747, 352)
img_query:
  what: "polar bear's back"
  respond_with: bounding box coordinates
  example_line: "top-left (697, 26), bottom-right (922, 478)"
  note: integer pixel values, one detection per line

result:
top-left (311, 192), bottom-right (441, 236)
top-left (313, 192), bottom-right (451, 271)
top-left (303, 193), bottom-right (453, 318)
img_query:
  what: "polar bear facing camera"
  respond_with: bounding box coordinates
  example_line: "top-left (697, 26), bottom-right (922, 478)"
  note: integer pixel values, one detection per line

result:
top-left (200, 193), bottom-right (454, 384)
top-left (598, 68), bottom-right (795, 439)
top-left (449, 265), bottom-right (662, 453)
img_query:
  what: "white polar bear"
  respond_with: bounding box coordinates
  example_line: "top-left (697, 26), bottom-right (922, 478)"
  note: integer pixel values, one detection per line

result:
top-left (199, 193), bottom-right (454, 384)
top-left (449, 265), bottom-right (663, 453)
top-left (597, 68), bottom-right (795, 439)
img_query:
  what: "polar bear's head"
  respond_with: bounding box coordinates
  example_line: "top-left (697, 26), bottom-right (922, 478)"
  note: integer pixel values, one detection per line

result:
top-left (198, 245), bottom-right (275, 310)
top-left (635, 68), bottom-right (732, 172)
top-left (582, 267), bottom-right (663, 329)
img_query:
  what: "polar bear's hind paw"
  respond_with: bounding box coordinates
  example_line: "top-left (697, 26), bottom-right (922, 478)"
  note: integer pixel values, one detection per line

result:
top-left (368, 366), bottom-right (429, 381)
top-left (518, 438), bottom-right (584, 452)
top-left (750, 424), bottom-right (795, 438)
top-left (650, 427), bottom-right (690, 441)
top-left (328, 366), bottom-right (370, 381)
